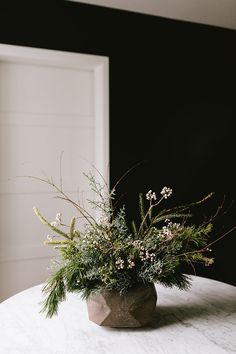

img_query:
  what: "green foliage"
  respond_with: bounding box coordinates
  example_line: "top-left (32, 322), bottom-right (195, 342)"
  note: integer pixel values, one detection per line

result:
top-left (40, 267), bottom-right (67, 318)
top-left (33, 172), bottom-right (218, 317)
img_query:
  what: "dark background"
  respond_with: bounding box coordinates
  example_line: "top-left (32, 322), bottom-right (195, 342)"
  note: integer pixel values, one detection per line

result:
top-left (1, 1), bottom-right (236, 285)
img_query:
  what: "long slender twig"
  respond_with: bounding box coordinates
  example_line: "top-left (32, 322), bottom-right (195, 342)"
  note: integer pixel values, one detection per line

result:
top-left (21, 175), bottom-right (97, 228)
top-left (177, 224), bottom-right (236, 259)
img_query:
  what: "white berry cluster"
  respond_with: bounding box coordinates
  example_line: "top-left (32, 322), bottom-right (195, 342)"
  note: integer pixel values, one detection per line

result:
top-left (47, 213), bottom-right (63, 241)
top-left (96, 215), bottom-right (110, 226)
top-left (160, 186), bottom-right (173, 199)
top-left (50, 213), bottom-right (62, 227)
top-left (130, 240), bottom-right (155, 262)
top-left (127, 258), bottom-right (135, 268)
top-left (146, 190), bottom-right (157, 201)
top-left (139, 249), bottom-right (155, 262)
top-left (160, 221), bottom-right (182, 240)
top-left (115, 257), bottom-right (125, 269)
top-left (161, 226), bottom-right (173, 240)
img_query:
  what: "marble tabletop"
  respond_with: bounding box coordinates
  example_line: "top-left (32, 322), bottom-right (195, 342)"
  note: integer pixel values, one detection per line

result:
top-left (0, 275), bottom-right (235, 354)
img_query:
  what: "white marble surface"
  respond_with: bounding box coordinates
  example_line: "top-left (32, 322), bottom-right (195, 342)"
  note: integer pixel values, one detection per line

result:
top-left (0, 275), bottom-right (235, 354)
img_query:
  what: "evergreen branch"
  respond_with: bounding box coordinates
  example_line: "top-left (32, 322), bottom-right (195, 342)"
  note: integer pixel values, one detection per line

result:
top-left (33, 207), bottom-right (70, 239)
top-left (159, 193), bottom-right (214, 216)
top-left (40, 268), bottom-right (67, 318)
top-left (44, 240), bottom-right (69, 245)
top-left (139, 193), bottom-right (146, 221)
top-left (152, 213), bottom-right (192, 224)
top-left (131, 220), bottom-right (138, 238)
top-left (69, 217), bottom-right (76, 239)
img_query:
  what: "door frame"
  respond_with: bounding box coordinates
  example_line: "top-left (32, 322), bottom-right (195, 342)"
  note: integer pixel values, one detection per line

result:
top-left (0, 44), bottom-right (109, 299)
top-left (0, 43), bottom-right (109, 180)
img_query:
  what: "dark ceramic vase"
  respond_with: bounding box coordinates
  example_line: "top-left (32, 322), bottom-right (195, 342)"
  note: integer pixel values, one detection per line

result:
top-left (86, 282), bottom-right (157, 327)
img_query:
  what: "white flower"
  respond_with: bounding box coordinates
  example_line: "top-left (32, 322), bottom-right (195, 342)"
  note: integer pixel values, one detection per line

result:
top-left (146, 190), bottom-right (157, 201)
top-left (161, 226), bottom-right (173, 239)
top-left (127, 259), bottom-right (135, 268)
top-left (47, 234), bottom-right (53, 241)
top-left (139, 249), bottom-right (156, 262)
top-left (149, 253), bottom-right (155, 262)
top-left (161, 186), bottom-right (173, 199)
top-left (96, 215), bottom-right (110, 226)
top-left (51, 213), bottom-right (62, 227)
top-left (132, 240), bottom-right (143, 247)
top-left (168, 222), bottom-right (181, 230)
top-left (115, 257), bottom-right (125, 269)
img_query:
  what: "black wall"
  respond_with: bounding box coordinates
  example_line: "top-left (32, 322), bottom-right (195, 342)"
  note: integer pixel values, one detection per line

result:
top-left (1, 1), bottom-right (236, 285)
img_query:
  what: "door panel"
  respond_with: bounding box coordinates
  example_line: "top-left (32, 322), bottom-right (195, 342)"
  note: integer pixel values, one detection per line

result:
top-left (0, 44), bottom-right (109, 301)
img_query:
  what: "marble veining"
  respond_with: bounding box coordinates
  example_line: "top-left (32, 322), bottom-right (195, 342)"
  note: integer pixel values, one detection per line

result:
top-left (0, 275), bottom-right (235, 354)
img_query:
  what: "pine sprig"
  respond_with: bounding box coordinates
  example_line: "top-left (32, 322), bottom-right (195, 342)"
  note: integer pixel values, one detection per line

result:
top-left (40, 267), bottom-right (67, 318)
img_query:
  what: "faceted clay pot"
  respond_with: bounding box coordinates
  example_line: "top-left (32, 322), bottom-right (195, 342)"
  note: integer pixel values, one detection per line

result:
top-left (86, 282), bottom-right (157, 327)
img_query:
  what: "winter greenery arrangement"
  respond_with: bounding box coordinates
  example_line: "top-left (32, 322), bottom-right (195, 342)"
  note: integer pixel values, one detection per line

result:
top-left (33, 170), bottom-right (219, 318)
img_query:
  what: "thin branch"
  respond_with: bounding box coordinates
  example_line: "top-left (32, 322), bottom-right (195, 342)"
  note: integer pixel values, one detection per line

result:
top-left (111, 161), bottom-right (143, 194)
top-left (23, 175), bottom-right (97, 228)
top-left (177, 224), bottom-right (236, 258)
top-left (59, 151), bottom-right (64, 191)
top-left (184, 254), bottom-right (197, 276)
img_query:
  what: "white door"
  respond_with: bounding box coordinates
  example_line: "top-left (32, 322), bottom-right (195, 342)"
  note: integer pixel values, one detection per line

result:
top-left (0, 44), bottom-right (109, 301)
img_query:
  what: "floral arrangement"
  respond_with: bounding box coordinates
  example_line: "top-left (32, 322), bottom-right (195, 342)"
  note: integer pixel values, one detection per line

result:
top-left (33, 171), bottom-right (218, 318)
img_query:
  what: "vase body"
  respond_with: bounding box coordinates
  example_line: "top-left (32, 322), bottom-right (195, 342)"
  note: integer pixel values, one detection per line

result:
top-left (86, 282), bottom-right (157, 327)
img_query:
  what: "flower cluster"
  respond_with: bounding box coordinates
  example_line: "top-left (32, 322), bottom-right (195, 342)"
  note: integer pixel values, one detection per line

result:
top-left (33, 171), bottom-right (216, 318)
top-left (146, 190), bottom-right (157, 201)
top-left (160, 186), bottom-right (173, 199)
top-left (51, 213), bottom-right (62, 227)
top-left (115, 257), bottom-right (125, 269)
